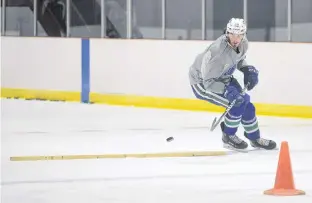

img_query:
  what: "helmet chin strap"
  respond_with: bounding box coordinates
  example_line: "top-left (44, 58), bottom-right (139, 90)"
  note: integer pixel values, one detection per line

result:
top-left (225, 34), bottom-right (242, 53)
top-left (225, 33), bottom-right (235, 48)
top-left (228, 41), bottom-right (239, 49)
top-left (225, 32), bottom-right (246, 47)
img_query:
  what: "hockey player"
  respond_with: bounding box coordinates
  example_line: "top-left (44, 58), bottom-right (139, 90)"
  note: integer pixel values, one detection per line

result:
top-left (189, 18), bottom-right (276, 151)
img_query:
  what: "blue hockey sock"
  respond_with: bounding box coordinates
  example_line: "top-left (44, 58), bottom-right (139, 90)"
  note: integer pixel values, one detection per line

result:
top-left (223, 106), bottom-right (244, 135)
top-left (241, 102), bottom-right (260, 140)
top-left (223, 93), bottom-right (250, 135)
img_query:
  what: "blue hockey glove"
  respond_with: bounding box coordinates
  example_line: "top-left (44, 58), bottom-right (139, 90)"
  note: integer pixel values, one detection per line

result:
top-left (241, 66), bottom-right (259, 91)
top-left (224, 85), bottom-right (244, 107)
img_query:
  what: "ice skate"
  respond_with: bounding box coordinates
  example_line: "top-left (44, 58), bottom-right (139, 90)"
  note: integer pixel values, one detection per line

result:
top-left (220, 122), bottom-right (248, 152)
top-left (244, 132), bottom-right (277, 150)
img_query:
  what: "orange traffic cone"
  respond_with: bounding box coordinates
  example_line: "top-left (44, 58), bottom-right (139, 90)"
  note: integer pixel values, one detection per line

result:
top-left (264, 141), bottom-right (305, 196)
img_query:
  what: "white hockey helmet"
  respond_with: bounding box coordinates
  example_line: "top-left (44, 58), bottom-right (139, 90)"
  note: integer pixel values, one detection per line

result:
top-left (226, 18), bottom-right (247, 35)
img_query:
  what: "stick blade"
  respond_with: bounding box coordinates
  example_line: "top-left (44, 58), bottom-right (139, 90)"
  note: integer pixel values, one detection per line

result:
top-left (210, 117), bottom-right (217, 131)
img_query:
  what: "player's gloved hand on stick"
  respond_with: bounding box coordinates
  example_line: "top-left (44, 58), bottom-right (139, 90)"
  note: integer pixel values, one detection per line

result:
top-left (224, 85), bottom-right (244, 107)
top-left (241, 66), bottom-right (259, 91)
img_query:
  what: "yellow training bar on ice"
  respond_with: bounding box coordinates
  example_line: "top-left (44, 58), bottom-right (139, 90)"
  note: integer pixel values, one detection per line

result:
top-left (10, 150), bottom-right (228, 161)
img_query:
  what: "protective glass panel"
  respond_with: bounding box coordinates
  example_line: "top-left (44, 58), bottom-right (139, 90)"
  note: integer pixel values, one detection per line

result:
top-left (104, 0), bottom-right (128, 38)
top-left (291, 0), bottom-right (312, 42)
top-left (247, 0), bottom-right (288, 42)
top-left (70, 0), bottom-right (101, 37)
top-left (206, 0), bottom-right (244, 40)
top-left (165, 0), bottom-right (202, 40)
top-left (131, 0), bottom-right (160, 39)
top-left (4, 0), bottom-right (34, 36)
top-left (36, 0), bottom-right (67, 37)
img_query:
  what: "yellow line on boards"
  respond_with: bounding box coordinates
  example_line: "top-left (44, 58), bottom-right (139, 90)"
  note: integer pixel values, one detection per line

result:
top-left (1, 88), bottom-right (312, 118)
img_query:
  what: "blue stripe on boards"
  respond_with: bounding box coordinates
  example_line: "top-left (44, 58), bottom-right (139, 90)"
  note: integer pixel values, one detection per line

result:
top-left (81, 38), bottom-right (90, 103)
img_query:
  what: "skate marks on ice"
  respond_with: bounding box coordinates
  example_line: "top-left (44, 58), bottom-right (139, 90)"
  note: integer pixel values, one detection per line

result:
top-left (5, 114), bottom-right (312, 136)
top-left (7, 121), bottom-right (312, 135)
top-left (3, 166), bottom-right (312, 186)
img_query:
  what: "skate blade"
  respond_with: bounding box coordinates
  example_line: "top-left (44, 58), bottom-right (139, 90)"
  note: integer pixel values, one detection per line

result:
top-left (223, 143), bottom-right (249, 153)
top-left (250, 146), bottom-right (280, 151)
top-left (210, 117), bottom-right (217, 131)
top-left (223, 144), bottom-right (279, 154)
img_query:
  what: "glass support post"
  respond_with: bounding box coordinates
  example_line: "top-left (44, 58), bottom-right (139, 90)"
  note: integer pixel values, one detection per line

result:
top-left (201, 0), bottom-right (206, 40)
top-left (1, 0), bottom-right (6, 35)
top-left (287, 0), bottom-right (292, 41)
top-left (66, 0), bottom-right (71, 37)
top-left (101, 0), bottom-right (106, 38)
top-left (243, 0), bottom-right (247, 25)
top-left (33, 0), bottom-right (37, 36)
top-left (161, 0), bottom-right (166, 39)
top-left (127, 0), bottom-right (132, 39)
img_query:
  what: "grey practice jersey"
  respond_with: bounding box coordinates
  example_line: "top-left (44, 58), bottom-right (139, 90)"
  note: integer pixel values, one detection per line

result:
top-left (189, 34), bottom-right (249, 94)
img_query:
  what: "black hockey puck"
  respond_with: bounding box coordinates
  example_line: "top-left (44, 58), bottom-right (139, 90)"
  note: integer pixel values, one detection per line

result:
top-left (166, 137), bottom-right (174, 142)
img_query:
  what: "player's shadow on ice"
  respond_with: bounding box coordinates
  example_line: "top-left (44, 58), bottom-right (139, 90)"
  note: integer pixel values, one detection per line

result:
top-left (2, 169), bottom-right (312, 186)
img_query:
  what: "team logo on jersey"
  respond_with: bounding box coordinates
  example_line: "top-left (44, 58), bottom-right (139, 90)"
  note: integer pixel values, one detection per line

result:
top-left (222, 64), bottom-right (236, 77)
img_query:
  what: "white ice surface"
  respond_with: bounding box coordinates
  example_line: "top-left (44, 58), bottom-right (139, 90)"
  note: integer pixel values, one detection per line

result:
top-left (1, 98), bottom-right (312, 203)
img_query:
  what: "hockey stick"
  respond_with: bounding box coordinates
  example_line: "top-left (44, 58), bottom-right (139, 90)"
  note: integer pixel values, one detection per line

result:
top-left (210, 83), bottom-right (249, 132)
